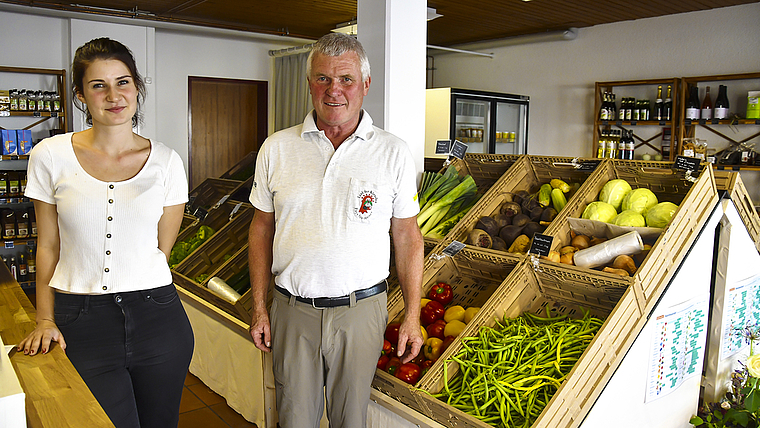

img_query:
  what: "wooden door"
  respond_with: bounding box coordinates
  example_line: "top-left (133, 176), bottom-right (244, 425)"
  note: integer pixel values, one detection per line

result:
top-left (188, 77), bottom-right (268, 189)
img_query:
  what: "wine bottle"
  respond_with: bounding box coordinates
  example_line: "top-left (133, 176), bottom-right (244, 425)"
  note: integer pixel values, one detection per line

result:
top-left (597, 130), bottom-right (607, 158)
top-left (626, 130), bottom-right (635, 160)
top-left (599, 92), bottom-right (609, 120)
top-left (701, 86), bottom-right (713, 120)
top-left (18, 253), bottom-right (28, 282)
top-left (654, 86), bottom-right (663, 121)
top-left (609, 93), bottom-right (617, 122)
top-left (714, 85), bottom-right (729, 120)
top-left (664, 85), bottom-right (673, 121)
top-left (685, 86), bottom-right (700, 120)
top-left (617, 130), bottom-right (626, 159)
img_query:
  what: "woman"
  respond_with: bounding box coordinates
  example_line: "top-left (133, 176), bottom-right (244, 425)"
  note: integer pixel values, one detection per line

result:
top-left (17, 37), bottom-right (194, 428)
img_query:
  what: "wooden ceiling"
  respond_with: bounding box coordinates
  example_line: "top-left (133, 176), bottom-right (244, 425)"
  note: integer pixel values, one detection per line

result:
top-left (2, 0), bottom-right (757, 46)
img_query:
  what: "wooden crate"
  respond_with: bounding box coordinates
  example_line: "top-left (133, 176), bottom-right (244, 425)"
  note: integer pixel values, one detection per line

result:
top-left (713, 170), bottom-right (760, 250)
top-left (174, 201), bottom-right (253, 264)
top-left (172, 208), bottom-right (255, 322)
top-left (373, 248), bottom-right (522, 415)
top-left (442, 155), bottom-right (603, 257)
top-left (187, 177), bottom-right (249, 214)
top-left (547, 159), bottom-right (718, 305)
top-left (416, 261), bottom-right (645, 428)
top-left (220, 150), bottom-right (257, 182)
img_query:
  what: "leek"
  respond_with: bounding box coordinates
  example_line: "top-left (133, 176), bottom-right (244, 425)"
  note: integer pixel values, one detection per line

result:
top-left (417, 175), bottom-right (477, 226)
top-left (419, 165), bottom-right (458, 208)
top-left (425, 194), bottom-right (480, 239)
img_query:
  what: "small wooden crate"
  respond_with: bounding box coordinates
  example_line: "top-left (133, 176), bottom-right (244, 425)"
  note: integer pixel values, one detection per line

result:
top-left (220, 151), bottom-right (257, 182)
top-left (714, 170), bottom-right (760, 250)
top-left (174, 202), bottom-right (253, 262)
top-left (443, 155), bottom-right (603, 256)
top-left (172, 208), bottom-right (255, 322)
top-left (187, 177), bottom-right (249, 213)
top-left (373, 248), bottom-right (522, 415)
top-left (417, 261), bottom-right (644, 428)
top-left (547, 159), bottom-right (718, 305)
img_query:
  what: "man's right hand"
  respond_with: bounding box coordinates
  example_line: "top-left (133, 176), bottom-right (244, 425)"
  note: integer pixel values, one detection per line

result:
top-left (250, 310), bottom-right (272, 353)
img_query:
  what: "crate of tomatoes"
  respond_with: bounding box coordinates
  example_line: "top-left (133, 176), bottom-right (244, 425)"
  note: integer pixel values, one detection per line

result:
top-left (372, 247), bottom-right (522, 416)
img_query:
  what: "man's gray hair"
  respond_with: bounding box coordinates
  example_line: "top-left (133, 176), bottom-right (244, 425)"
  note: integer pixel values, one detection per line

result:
top-left (306, 33), bottom-right (371, 82)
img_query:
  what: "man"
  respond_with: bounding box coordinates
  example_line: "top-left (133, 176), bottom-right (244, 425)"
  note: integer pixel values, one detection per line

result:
top-left (248, 32), bottom-right (424, 427)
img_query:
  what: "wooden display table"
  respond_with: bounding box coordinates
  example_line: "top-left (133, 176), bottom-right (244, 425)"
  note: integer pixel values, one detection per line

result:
top-left (0, 266), bottom-right (113, 427)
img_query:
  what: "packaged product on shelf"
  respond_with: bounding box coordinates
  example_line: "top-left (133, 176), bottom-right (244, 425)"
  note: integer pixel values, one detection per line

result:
top-left (28, 207), bottom-right (36, 237)
top-left (2, 129), bottom-right (18, 155)
top-left (17, 210), bottom-right (29, 239)
top-left (2, 209), bottom-right (17, 239)
top-left (0, 171), bottom-right (7, 199)
top-left (16, 130), bottom-right (32, 155)
top-left (748, 91), bottom-right (760, 119)
top-left (0, 90), bottom-right (9, 112)
top-left (8, 171), bottom-right (19, 197)
top-left (9, 89), bottom-right (18, 111)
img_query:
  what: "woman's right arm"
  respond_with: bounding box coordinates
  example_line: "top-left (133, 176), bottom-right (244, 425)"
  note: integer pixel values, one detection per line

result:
top-left (18, 200), bottom-right (65, 355)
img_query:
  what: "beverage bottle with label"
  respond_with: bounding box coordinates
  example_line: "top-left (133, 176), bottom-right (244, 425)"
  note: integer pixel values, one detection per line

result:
top-left (597, 130), bottom-right (607, 158)
top-left (609, 94), bottom-right (617, 122)
top-left (607, 131), bottom-right (617, 159)
top-left (17, 210), bottom-right (29, 239)
top-left (664, 86), bottom-right (673, 121)
top-left (9, 89), bottom-right (18, 111)
top-left (599, 92), bottom-right (609, 120)
top-left (701, 86), bottom-right (713, 120)
top-left (27, 245), bottom-right (36, 281)
top-left (685, 86), bottom-right (700, 120)
top-left (654, 86), bottom-right (663, 121)
top-left (714, 85), bottom-right (729, 119)
top-left (18, 253), bottom-right (28, 282)
top-left (2, 209), bottom-right (16, 239)
top-left (617, 130), bottom-right (626, 159)
top-left (9, 256), bottom-right (18, 281)
top-left (626, 130), bottom-right (636, 160)
top-left (28, 207), bottom-right (37, 237)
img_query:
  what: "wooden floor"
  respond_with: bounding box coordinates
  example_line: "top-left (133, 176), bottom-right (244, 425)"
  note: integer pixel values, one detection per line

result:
top-left (180, 372), bottom-right (257, 428)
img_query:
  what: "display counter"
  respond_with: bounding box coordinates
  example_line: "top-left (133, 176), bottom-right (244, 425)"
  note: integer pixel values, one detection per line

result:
top-left (0, 265), bottom-right (113, 427)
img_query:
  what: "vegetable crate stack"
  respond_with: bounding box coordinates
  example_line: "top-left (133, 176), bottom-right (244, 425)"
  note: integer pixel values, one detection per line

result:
top-left (418, 154), bottom-right (522, 245)
top-left (372, 248), bottom-right (522, 412)
top-left (713, 170), bottom-right (760, 250)
top-left (442, 156), bottom-right (602, 257)
top-left (171, 202), bottom-right (255, 323)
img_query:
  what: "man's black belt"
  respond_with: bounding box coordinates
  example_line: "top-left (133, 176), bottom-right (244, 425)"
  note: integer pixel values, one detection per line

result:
top-left (275, 280), bottom-right (387, 308)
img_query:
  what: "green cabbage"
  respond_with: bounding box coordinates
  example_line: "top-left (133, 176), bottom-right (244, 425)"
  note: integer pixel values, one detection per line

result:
top-left (646, 202), bottom-right (679, 228)
top-left (599, 179), bottom-right (632, 211)
top-left (582, 201), bottom-right (618, 223)
top-left (612, 209), bottom-right (646, 227)
top-left (622, 188), bottom-right (658, 215)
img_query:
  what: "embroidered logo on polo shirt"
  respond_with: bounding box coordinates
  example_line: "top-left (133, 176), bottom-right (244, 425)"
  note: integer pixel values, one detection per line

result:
top-left (354, 190), bottom-right (377, 220)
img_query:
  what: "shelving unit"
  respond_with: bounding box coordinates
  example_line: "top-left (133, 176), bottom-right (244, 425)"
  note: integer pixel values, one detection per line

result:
top-left (677, 72), bottom-right (760, 169)
top-left (593, 78), bottom-right (680, 160)
top-left (0, 66), bottom-right (68, 290)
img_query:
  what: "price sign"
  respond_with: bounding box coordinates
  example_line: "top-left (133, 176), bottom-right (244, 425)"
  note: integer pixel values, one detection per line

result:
top-left (435, 140), bottom-right (451, 155)
top-left (755, 119), bottom-right (760, 125)
top-left (674, 155), bottom-right (701, 173)
top-left (659, 121), bottom-right (667, 126)
top-left (712, 119), bottom-right (720, 125)
top-left (684, 119), bottom-right (692, 126)
top-left (450, 140), bottom-right (468, 160)
top-left (441, 241), bottom-right (466, 257)
top-left (577, 160), bottom-right (601, 171)
top-left (33, 111), bottom-right (41, 117)
top-left (615, 120), bottom-right (623, 126)
top-left (698, 119), bottom-right (706, 125)
top-left (4, 241), bottom-right (15, 249)
top-left (51, 111), bottom-right (58, 118)
top-left (529, 234), bottom-right (553, 257)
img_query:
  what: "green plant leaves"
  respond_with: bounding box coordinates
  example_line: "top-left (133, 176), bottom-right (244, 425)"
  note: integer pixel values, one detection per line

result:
top-left (745, 389), bottom-right (760, 413)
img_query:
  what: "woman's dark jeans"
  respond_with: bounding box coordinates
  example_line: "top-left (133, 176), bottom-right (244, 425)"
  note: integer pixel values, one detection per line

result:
top-left (55, 284), bottom-right (194, 428)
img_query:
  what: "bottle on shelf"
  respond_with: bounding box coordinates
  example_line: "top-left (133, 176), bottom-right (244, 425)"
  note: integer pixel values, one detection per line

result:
top-left (27, 245), bottom-right (36, 282)
top-left (599, 92), bottom-right (610, 120)
top-left (18, 253), bottom-right (28, 282)
top-left (18, 89), bottom-right (28, 111)
top-left (619, 98), bottom-right (627, 121)
top-left (27, 90), bottom-right (37, 111)
top-left (617, 130), bottom-right (626, 159)
top-left (714, 85), bottom-right (729, 120)
top-left (9, 256), bottom-right (18, 281)
top-left (9, 89), bottom-right (18, 111)
top-left (607, 130), bottom-right (618, 159)
top-left (2, 209), bottom-right (17, 239)
top-left (597, 130), bottom-right (607, 158)
top-left (654, 86), bottom-right (664, 121)
top-left (701, 86), bottom-right (713, 120)
top-left (17, 210), bottom-right (29, 239)
top-left (685, 86), bottom-right (700, 120)
top-left (29, 207), bottom-right (37, 237)
top-left (625, 130), bottom-right (636, 160)
top-left (664, 85), bottom-right (673, 121)
top-left (609, 93), bottom-right (617, 122)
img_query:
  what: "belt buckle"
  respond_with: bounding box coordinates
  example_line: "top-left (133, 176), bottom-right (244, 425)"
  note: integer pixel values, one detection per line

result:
top-left (311, 298), bottom-right (330, 310)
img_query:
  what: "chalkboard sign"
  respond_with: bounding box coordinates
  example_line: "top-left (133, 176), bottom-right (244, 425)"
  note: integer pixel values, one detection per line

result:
top-left (674, 155), bottom-right (701, 172)
top-left (577, 160), bottom-right (601, 171)
top-left (450, 140), bottom-right (468, 160)
top-left (529, 233), bottom-right (553, 257)
top-left (435, 140), bottom-right (451, 155)
top-left (441, 241), bottom-right (466, 257)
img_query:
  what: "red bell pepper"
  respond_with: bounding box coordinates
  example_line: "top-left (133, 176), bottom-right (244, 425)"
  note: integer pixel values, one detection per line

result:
top-left (420, 300), bottom-right (445, 326)
top-left (441, 335), bottom-right (456, 353)
top-left (384, 323), bottom-right (401, 344)
top-left (428, 282), bottom-right (454, 306)
top-left (381, 339), bottom-right (392, 356)
top-left (394, 363), bottom-right (421, 385)
top-left (377, 355), bottom-right (389, 370)
top-left (426, 319), bottom-right (446, 339)
top-left (386, 356), bottom-right (402, 376)
top-left (421, 359), bottom-right (434, 376)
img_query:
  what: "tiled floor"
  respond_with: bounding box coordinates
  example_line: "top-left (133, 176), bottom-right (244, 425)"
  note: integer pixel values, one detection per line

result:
top-left (180, 371), bottom-right (258, 428)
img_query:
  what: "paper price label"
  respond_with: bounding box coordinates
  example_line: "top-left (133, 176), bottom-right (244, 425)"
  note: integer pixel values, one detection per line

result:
top-left (441, 241), bottom-right (466, 257)
top-left (529, 234), bottom-right (553, 257)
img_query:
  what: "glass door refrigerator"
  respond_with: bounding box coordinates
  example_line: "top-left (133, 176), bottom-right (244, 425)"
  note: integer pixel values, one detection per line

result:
top-left (425, 88), bottom-right (529, 158)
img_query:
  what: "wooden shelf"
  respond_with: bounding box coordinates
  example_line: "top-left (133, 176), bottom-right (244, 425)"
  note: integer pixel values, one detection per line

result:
top-left (712, 164), bottom-right (760, 171)
top-left (0, 65), bottom-right (68, 134)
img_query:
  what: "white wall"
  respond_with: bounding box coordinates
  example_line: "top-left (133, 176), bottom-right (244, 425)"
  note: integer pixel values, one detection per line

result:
top-left (430, 3), bottom-right (760, 158)
top-left (0, 7), bottom-right (304, 173)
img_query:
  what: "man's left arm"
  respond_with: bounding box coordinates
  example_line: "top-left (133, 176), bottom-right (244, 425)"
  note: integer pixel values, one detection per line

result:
top-left (390, 215), bottom-right (425, 363)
